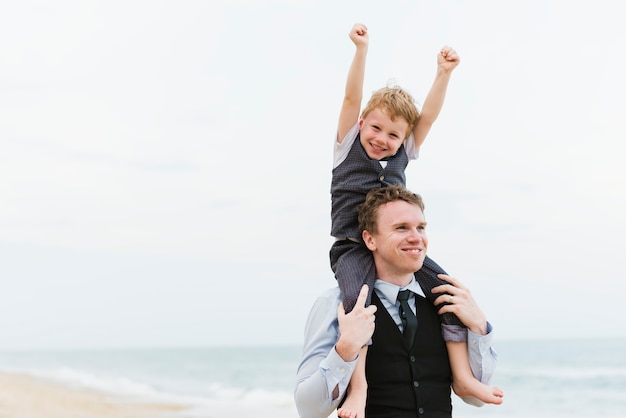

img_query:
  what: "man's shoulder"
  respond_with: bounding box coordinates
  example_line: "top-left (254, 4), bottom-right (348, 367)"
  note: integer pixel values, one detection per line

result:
top-left (310, 287), bottom-right (341, 311)
top-left (317, 286), bottom-right (342, 302)
top-left (306, 287), bottom-right (341, 324)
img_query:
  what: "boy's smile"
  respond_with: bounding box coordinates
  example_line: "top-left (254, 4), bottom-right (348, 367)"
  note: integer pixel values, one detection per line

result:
top-left (358, 108), bottom-right (408, 160)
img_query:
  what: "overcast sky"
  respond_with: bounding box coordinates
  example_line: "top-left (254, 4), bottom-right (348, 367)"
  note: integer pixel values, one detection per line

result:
top-left (1, 0), bottom-right (625, 350)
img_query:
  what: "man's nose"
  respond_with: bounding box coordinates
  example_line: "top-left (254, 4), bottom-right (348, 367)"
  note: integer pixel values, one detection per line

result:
top-left (407, 228), bottom-right (422, 242)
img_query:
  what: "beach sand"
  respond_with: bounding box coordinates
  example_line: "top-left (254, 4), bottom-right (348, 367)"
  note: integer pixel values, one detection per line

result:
top-left (0, 371), bottom-right (189, 418)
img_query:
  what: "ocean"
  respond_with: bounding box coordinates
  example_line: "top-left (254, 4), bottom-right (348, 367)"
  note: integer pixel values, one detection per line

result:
top-left (1, 338), bottom-right (625, 417)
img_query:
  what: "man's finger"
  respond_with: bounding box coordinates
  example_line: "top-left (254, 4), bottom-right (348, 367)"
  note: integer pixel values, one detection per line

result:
top-left (437, 274), bottom-right (453, 284)
top-left (438, 274), bottom-right (465, 289)
top-left (355, 284), bottom-right (369, 308)
top-left (337, 302), bottom-right (346, 318)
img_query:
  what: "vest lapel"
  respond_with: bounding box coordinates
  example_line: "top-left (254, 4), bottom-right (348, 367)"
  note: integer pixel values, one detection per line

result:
top-left (371, 292), bottom-right (410, 346)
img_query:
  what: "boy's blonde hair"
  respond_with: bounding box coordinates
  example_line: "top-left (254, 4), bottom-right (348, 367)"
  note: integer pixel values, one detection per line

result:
top-left (361, 86), bottom-right (420, 139)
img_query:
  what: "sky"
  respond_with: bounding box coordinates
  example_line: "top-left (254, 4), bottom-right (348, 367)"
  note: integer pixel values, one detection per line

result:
top-left (1, 0), bottom-right (625, 350)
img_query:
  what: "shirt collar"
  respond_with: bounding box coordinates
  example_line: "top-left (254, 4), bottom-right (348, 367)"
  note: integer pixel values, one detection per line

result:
top-left (374, 277), bottom-right (426, 303)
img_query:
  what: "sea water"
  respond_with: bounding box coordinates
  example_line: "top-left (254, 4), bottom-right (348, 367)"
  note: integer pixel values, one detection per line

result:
top-left (1, 338), bottom-right (625, 417)
top-left (452, 338), bottom-right (626, 417)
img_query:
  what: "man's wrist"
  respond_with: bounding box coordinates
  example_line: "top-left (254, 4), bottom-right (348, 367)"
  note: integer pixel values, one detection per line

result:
top-left (334, 339), bottom-right (360, 362)
top-left (468, 319), bottom-right (488, 336)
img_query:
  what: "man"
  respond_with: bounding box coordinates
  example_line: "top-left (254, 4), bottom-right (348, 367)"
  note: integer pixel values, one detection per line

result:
top-left (295, 185), bottom-right (501, 418)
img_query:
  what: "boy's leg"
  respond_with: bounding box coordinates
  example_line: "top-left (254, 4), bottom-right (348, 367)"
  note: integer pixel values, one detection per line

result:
top-left (337, 345), bottom-right (368, 418)
top-left (447, 341), bottom-right (504, 405)
top-left (330, 240), bottom-right (376, 313)
top-left (419, 256), bottom-right (504, 404)
top-left (415, 255), bottom-right (464, 327)
top-left (331, 241), bottom-right (375, 417)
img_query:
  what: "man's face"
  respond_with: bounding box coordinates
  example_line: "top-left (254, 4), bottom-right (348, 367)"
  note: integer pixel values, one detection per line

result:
top-left (359, 108), bottom-right (408, 160)
top-left (362, 200), bottom-right (428, 282)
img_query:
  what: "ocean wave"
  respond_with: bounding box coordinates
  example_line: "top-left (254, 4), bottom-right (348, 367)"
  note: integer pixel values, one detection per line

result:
top-left (0, 364), bottom-right (295, 413)
top-left (205, 382), bottom-right (293, 406)
top-left (498, 365), bottom-right (626, 380)
top-left (5, 366), bottom-right (162, 398)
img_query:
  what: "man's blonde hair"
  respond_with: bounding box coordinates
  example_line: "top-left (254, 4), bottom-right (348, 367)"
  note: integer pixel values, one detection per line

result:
top-left (361, 86), bottom-right (420, 138)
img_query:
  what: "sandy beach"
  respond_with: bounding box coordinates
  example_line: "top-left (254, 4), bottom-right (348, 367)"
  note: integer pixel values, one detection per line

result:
top-left (0, 371), bottom-right (189, 418)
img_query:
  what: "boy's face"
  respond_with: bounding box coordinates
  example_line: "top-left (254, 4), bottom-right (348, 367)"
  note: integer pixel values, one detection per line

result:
top-left (359, 108), bottom-right (408, 160)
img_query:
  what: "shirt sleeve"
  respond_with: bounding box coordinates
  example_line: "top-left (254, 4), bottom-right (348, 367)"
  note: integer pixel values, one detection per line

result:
top-left (462, 321), bottom-right (498, 406)
top-left (404, 132), bottom-right (420, 160)
top-left (294, 289), bottom-right (358, 418)
top-left (333, 123), bottom-right (360, 169)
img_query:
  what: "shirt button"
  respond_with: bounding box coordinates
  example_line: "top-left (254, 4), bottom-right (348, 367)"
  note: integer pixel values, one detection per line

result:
top-left (413, 381), bottom-right (419, 388)
top-left (418, 407), bottom-right (424, 414)
top-left (339, 368), bottom-right (345, 373)
top-left (410, 356), bottom-right (416, 362)
top-left (379, 175), bottom-right (384, 181)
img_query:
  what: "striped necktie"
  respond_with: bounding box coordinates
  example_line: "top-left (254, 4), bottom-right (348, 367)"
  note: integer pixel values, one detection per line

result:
top-left (397, 290), bottom-right (418, 347)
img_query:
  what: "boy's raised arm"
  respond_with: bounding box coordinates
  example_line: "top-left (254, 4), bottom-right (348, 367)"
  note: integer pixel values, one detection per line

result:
top-left (412, 46), bottom-right (460, 151)
top-left (337, 23), bottom-right (369, 144)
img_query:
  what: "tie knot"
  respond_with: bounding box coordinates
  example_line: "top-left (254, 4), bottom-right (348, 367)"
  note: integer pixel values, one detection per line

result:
top-left (397, 289), bottom-right (412, 302)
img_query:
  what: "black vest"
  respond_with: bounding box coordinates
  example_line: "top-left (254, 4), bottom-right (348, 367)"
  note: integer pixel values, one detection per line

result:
top-left (366, 292), bottom-right (452, 418)
top-left (330, 133), bottom-right (408, 238)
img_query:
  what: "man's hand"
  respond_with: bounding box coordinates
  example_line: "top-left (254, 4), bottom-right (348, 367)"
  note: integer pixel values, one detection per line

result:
top-left (432, 274), bottom-right (488, 335)
top-left (335, 285), bottom-right (377, 362)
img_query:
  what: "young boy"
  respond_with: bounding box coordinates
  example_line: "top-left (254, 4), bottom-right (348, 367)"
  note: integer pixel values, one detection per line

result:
top-left (331, 23), bottom-right (504, 418)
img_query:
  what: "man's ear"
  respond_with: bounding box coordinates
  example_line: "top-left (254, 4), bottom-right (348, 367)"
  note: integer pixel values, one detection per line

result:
top-left (362, 230), bottom-right (376, 251)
